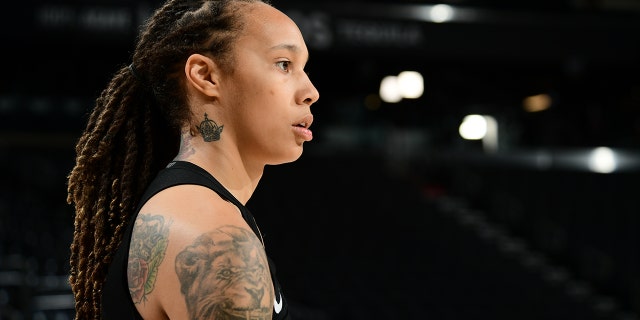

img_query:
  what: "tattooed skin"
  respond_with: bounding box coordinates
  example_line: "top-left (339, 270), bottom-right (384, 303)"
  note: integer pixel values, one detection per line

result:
top-left (175, 129), bottom-right (196, 160)
top-left (175, 225), bottom-right (272, 320)
top-left (128, 214), bottom-right (171, 304)
top-left (196, 113), bottom-right (224, 142)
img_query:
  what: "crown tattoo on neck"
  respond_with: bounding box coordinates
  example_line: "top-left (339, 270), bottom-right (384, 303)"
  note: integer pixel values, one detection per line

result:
top-left (197, 113), bottom-right (224, 142)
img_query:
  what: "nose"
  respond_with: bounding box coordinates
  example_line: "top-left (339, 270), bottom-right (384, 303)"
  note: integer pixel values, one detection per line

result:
top-left (299, 75), bottom-right (320, 106)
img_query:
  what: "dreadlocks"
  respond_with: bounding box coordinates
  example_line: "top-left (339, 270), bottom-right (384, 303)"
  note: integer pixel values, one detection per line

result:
top-left (66, 0), bottom-right (264, 318)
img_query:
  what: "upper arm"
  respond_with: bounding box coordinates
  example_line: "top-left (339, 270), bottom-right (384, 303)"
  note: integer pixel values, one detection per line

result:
top-left (174, 225), bottom-right (274, 319)
top-left (129, 185), bottom-right (274, 320)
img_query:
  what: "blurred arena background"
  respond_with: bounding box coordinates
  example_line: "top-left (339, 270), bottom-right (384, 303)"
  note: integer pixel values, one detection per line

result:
top-left (1, 0), bottom-right (639, 319)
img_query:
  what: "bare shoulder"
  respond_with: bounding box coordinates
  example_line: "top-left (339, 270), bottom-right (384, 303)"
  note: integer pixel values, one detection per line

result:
top-left (128, 184), bottom-right (274, 319)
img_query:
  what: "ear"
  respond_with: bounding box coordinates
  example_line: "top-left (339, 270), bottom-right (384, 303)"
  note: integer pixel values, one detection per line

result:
top-left (184, 54), bottom-right (221, 98)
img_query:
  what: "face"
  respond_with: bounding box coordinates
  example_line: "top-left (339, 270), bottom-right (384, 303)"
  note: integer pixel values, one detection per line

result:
top-left (217, 2), bottom-right (319, 165)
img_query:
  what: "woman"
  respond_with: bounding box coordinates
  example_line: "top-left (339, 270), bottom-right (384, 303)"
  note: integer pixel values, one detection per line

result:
top-left (66, 0), bottom-right (319, 318)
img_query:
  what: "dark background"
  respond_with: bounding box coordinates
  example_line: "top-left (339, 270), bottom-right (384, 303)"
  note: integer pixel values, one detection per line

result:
top-left (1, 0), bottom-right (639, 319)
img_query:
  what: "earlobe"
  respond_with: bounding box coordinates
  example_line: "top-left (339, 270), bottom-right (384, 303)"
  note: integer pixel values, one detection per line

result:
top-left (185, 54), bottom-right (220, 97)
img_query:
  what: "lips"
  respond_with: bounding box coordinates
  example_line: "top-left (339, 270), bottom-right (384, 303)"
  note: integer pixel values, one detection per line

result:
top-left (292, 114), bottom-right (313, 129)
top-left (292, 114), bottom-right (314, 141)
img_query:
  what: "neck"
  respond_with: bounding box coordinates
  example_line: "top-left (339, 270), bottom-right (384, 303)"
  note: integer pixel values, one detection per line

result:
top-left (174, 129), bottom-right (263, 205)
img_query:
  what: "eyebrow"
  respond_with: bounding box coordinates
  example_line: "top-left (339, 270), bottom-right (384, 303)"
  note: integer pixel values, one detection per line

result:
top-left (270, 43), bottom-right (310, 62)
top-left (270, 43), bottom-right (299, 52)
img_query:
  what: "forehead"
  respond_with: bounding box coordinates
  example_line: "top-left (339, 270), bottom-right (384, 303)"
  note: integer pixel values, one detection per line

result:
top-left (237, 2), bottom-right (307, 54)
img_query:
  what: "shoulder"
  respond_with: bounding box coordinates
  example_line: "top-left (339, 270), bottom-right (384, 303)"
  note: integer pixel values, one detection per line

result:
top-left (128, 184), bottom-right (274, 319)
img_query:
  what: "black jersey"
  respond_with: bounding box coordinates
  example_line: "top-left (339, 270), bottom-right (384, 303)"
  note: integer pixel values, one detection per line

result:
top-left (102, 161), bottom-right (290, 319)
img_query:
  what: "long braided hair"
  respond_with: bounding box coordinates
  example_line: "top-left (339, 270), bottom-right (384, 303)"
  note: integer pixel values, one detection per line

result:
top-left (66, 0), bottom-right (265, 318)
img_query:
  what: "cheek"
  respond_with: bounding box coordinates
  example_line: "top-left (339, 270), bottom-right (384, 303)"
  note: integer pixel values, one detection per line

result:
top-left (251, 88), bottom-right (283, 116)
top-left (235, 84), bottom-right (288, 134)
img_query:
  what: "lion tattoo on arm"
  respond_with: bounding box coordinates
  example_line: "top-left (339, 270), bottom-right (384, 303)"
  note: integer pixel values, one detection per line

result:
top-left (175, 225), bottom-right (273, 320)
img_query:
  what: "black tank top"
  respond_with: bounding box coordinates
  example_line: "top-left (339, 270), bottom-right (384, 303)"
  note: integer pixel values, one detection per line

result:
top-left (102, 161), bottom-right (290, 319)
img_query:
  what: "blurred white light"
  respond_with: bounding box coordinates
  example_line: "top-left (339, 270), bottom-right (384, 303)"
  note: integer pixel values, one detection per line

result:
top-left (459, 114), bottom-right (487, 140)
top-left (379, 76), bottom-right (402, 103)
top-left (397, 71), bottom-right (424, 99)
top-left (482, 115), bottom-right (499, 153)
top-left (588, 147), bottom-right (617, 174)
top-left (429, 4), bottom-right (454, 23)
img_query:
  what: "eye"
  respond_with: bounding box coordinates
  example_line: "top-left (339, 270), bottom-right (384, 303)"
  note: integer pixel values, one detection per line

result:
top-left (276, 61), bottom-right (291, 72)
top-left (217, 267), bottom-right (236, 280)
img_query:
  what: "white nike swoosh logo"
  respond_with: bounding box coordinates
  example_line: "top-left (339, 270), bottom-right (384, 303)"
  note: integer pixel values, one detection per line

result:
top-left (274, 293), bottom-right (283, 314)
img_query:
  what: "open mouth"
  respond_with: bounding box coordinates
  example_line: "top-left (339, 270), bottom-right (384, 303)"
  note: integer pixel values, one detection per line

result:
top-left (293, 115), bottom-right (313, 129)
top-left (292, 115), bottom-right (314, 141)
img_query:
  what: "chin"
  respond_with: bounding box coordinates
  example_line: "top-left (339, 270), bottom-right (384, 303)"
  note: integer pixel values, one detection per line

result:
top-left (267, 148), bottom-right (304, 165)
